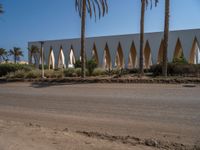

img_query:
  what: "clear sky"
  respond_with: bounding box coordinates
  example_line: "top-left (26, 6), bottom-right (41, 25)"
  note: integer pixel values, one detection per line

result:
top-left (0, 0), bottom-right (200, 61)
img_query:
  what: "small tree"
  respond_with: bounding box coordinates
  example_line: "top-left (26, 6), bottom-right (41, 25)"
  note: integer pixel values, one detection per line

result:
top-left (28, 45), bottom-right (39, 67)
top-left (0, 48), bottom-right (8, 63)
top-left (9, 47), bottom-right (24, 64)
top-left (87, 59), bottom-right (97, 76)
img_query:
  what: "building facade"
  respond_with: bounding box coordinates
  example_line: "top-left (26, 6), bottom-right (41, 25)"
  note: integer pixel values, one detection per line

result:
top-left (28, 29), bottom-right (200, 70)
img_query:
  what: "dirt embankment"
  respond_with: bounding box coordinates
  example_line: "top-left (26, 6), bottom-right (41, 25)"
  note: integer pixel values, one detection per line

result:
top-left (0, 120), bottom-right (199, 150)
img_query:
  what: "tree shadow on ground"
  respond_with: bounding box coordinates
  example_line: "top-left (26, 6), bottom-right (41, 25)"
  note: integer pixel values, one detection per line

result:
top-left (30, 79), bottom-right (95, 88)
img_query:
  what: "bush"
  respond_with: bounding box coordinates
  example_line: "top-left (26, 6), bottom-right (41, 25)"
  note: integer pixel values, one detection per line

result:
top-left (39, 64), bottom-right (48, 70)
top-left (74, 68), bottom-right (82, 77)
top-left (6, 70), bottom-right (26, 79)
top-left (172, 53), bottom-right (188, 64)
top-left (64, 68), bottom-right (76, 77)
top-left (74, 60), bottom-right (81, 68)
top-left (150, 63), bottom-right (200, 76)
top-left (92, 68), bottom-right (106, 76)
top-left (44, 70), bottom-right (63, 78)
top-left (26, 70), bottom-right (41, 79)
top-left (14, 70), bottom-right (26, 78)
top-left (128, 68), bottom-right (139, 74)
top-left (0, 64), bottom-right (34, 77)
top-left (87, 59), bottom-right (97, 76)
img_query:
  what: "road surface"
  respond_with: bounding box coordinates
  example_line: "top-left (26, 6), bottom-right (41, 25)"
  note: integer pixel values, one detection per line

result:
top-left (0, 82), bottom-right (199, 149)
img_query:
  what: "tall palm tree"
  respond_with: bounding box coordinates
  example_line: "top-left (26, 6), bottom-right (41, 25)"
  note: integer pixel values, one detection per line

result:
top-left (139, 0), bottom-right (158, 76)
top-left (75, 0), bottom-right (108, 77)
top-left (0, 48), bottom-right (7, 63)
top-left (162, 0), bottom-right (170, 77)
top-left (9, 47), bottom-right (24, 64)
top-left (28, 45), bottom-right (39, 66)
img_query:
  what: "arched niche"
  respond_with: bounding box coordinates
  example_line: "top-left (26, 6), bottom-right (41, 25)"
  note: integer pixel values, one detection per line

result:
top-left (58, 47), bottom-right (66, 68)
top-left (173, 38), bottom-right (186, 62)
top-left (144, 41), bottom-right (152, 69)
top-left (115, 42), bottom-right (125, 69)
top-left (92, 44), bottom-right (99, 65)
top-left (189, 38), bottom-right (200, 64)
top-left (103, 43), bottom-right (112, 70)
top-left (48, 48), bottom-right (55, 70)
top-left (68, 46), bottom-right (76, 68)
top-left (128, 42), bottom-right (137, 69)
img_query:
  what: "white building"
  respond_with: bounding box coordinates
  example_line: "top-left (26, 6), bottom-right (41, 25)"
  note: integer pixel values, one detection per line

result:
top-left (28, 29), bottom-right (200, 70)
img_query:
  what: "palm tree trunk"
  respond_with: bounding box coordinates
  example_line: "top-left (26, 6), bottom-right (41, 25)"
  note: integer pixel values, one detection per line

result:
top-left (81, 0), bottom-right (86, 78)
top-left (139, 0), bottom-right (145, 76)
top-left (14, 55), bottom-right (17, 64)
top-left (162, 0), bottom-right (170, 77)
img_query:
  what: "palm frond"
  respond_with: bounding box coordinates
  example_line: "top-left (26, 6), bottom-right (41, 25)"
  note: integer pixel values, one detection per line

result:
top-left (0, 4), bottom-right (3, 14)
top-left (143, 0), bottom-right (159, 9)
top-left (75, 0), bottom-right (108, 20)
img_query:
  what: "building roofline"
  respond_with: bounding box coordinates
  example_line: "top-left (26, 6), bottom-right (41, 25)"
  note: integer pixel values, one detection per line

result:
top-left (29, 28), bottom-right (200, 44)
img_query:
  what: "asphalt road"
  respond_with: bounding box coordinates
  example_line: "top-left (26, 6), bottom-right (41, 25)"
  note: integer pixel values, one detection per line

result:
top-left (0, 82), bottom-right (199, 146)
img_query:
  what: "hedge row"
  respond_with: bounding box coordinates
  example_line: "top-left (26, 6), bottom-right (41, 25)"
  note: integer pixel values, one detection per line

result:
top-left (0, 64), bottom-right (34, 77)
top-left (150, 64), bottom-right (200, 76)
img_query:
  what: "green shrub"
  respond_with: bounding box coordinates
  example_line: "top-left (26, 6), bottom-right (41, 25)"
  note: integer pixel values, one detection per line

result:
top-left (150, 64), bottom-right (162, 76)
top-left (128, 68), bottom-right (139, 74)
top-left (172, 53), bottom-right (188, 64)
top-left (75, 68), bottom-right (89, 77)
top-left (26, 70), bottom-right (41, 79)
top-left (87, 59), bottom-right (97, 76)
top-left (14, 70), bottom-right (26, 78)
top-left (6, 70), bottom-right (26, 79)
top-left (92, 68), bottom-right (106, 76)
top-left (39, 64), bottom-right (48, 70)
top-left (44, 70), bottom-right (63, 78)
top-left (75, 68), bottom-right (82, 77)
top-left (150, 63), bottom-right (200, 76)
top-left (0, 64), bottom-right (34, 77)
top-left (64, 68), bottom-right (76, 77)
top-left (74, 60), bottom-right (81, 68)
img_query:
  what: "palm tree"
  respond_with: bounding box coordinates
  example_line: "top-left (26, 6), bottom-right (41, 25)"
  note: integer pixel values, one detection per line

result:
top-left (28, 45), bottom-right (39, 66)
top-left (162, 0), bottom-right (170, 77)
top-left (0, 48), bottom-right (7, 63)
top-left (139, 0), bottom-right (158, 76)
top-left (0, 4), bottom-right (3, 14)
top-left (75, 0), bottom-right (108, 77)
top-left (9, 47), bottom-right (24, 64)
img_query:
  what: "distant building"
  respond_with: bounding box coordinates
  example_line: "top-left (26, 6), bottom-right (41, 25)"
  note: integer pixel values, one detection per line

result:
top-left (28, 29), bottom-right (200, 70)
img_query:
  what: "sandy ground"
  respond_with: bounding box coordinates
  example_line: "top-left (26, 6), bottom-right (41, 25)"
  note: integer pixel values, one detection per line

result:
top-left (0, 82), bottom-right (200, 149)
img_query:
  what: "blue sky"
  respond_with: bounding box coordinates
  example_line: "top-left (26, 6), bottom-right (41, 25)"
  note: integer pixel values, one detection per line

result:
top-left (0, 0), bottom-right (200, 61)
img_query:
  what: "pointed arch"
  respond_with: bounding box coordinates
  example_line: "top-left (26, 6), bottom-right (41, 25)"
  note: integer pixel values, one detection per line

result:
top-left (103, 43), bottom-right (111, 70)
top-left (48, 47), bottom-right (55, 70)
top-left (115, 42), bottom-right (125, 69)
top-left (31, 55), bottom-right (36, 65)
top-left (189, 37), bottom-right (200, 64)
top-left (68, 45), bottom-right (76, 68)
top-left (92, 43), bottom-right (99, 65)
top-left (144, 41), bottom-right (152, 69)
top-left (128, 41), bottom-right (137, 69)
top-left (157, 40), bottom-right (164, 64)
top-left (58, 46), bottom-right (66, 68)
top-left (173, 38), bottom-right (186, 61)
